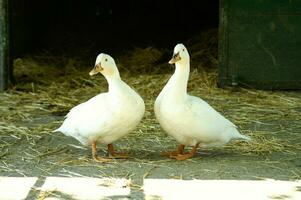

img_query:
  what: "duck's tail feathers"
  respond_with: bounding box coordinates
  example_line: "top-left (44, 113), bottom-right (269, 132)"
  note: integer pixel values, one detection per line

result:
top-left (235, 134), bottom-right (251, 142)
top-left (232, 129), bottom-right (251, 142)
top-left (52, 127), bottom-right (62, 133)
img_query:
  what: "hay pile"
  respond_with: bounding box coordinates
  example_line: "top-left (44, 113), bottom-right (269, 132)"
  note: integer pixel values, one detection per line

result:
top-left (118, 47), bottom-right (170, 74)
top-left (0, 29), bottom-right (301, 167)
top-left (187, 29), bottom-right (218, 69)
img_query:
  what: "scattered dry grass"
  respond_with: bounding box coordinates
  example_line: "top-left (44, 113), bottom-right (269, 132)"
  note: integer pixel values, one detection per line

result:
top-left (0, 29), bottom-right (301, 173)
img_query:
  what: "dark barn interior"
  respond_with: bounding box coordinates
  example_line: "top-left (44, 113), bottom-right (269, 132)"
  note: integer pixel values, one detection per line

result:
top-left (11, 0), bottom-right (219, 59)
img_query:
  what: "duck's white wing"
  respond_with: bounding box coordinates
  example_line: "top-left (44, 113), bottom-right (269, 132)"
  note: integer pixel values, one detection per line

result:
top-left (189, 95), bottom-right (251, 142)
top-left (187, 95), bottom-right (236, 129)
top-left (56, 93), bottom-right (109, 142)
top-left (66, 93), bottom-right (107, 118)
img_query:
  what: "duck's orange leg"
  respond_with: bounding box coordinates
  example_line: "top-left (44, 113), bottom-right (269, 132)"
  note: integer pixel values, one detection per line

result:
top-left (170, 144), bottom-right (199, 161)
top-left (160, 144), bottom-right (185, 157)
top-left (92, 141), bottom-right (112, 162)
top-left (107, 144), bottom-right (129, 159)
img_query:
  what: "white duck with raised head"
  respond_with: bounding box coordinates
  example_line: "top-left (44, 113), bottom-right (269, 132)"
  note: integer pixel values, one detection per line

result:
top-left (154, 43), bottom-right (250, 160)
top-left (54, 53), bottom-right (145, 162)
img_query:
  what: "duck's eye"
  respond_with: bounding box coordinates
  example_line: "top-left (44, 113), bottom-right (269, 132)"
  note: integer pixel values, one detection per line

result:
top-left (182, 49), bottom-right (185, 52)
top-left (105, 58), bottom-right (108, 62)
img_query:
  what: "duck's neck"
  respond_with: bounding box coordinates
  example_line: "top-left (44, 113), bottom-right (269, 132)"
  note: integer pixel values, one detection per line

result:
top-left (106, 74), bottom-right (123, 93)
top-left (169, 61), bottom-right (190, 101)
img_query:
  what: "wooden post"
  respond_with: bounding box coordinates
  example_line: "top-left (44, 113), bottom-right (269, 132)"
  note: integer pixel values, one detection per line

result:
top-left (0, 0), bottom-right (9, 91)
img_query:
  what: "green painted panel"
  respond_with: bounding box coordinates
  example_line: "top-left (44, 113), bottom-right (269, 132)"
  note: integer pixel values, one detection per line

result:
top-left (219, 0), bottom-right (301, 89)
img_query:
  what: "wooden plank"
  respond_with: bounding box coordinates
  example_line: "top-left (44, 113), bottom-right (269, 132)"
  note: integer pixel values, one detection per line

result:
top-left (0, 0), bottom-right (9, 91)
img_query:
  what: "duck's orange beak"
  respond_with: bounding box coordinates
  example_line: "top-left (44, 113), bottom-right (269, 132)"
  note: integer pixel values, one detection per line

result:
top-left (168, 52), bottom-right (181, 64)
top-left (89, 63), bottom-right (103, 76)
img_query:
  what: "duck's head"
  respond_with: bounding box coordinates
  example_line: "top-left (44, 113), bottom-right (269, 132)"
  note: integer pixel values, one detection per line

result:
top-left (89, 53), bottom-right (119, 77)
top-left (169, 43), bottom-right (190, 65)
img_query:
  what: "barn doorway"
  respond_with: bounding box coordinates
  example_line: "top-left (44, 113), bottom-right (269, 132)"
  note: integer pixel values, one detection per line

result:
top-left (11, 0), bottom-right (219, 62)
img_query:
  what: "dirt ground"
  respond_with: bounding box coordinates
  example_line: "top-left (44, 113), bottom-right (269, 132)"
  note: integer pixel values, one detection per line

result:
top-left (0, 54), bottom-right (301, 199)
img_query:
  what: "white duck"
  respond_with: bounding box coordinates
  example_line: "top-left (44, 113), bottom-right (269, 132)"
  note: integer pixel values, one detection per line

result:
top-left (54, 53), bottom-right (145, 162)
top-left (154, 43), bottom-right (250, 160)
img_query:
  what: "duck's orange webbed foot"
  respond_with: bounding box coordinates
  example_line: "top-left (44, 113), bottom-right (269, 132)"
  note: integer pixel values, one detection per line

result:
top-left (92, 141), bottom-right (112, 163)
top-left (160, 144), bottom-right (185, 157)
top-left (107, 144), bottom-right (129, 159)
top-left (170, 144), bottom-right (199, 161)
